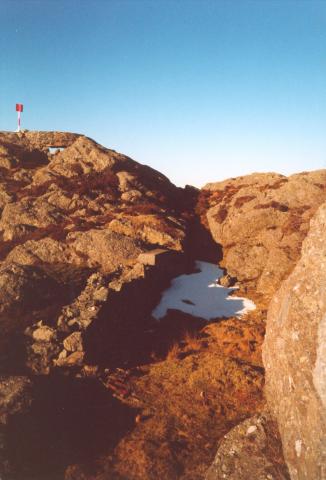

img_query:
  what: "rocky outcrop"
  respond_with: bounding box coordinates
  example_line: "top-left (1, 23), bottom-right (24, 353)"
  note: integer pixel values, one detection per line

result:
top-left (0, 132), bottom-right (188, 375)
top-left (0, 130), bottom-right (81, 150)
top-left (202, 171), bottom-right (326, 304)
top-left (263, 202), bottom-right (326, 479)
top-left (2, 130), bottom-right (322, 480)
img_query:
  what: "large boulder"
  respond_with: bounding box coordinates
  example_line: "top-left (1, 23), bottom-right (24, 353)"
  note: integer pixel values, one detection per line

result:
top-left (203, 171), bottom-right (326, 304)
top-left (263, 202), bottom-right (326, 479)
top-left (205, 413), bottom-right (290, 480)
top-left (0, 263), bottom-right (60, 326)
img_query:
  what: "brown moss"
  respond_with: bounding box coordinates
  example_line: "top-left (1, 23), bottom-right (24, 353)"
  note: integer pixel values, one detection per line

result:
top-left (255, 201), bottom-right (289, 212)
top-left (214, 206), bottom-right (228, 223)
top-left (314, 182), bottom-right (326, 190)
top-left (281, 205), bottom-right (311, 236)
top-left (122, 202), bottom-right (162, 216)
top-left (257, 178), bottom-right (288, 192)
top-left (234, 195), bottom-right (256, 208)
top-left (18, 168), bottom-right (119, 201)
top-left (194, 190), bottom-right (211, 228)
top-left (0, 221), bottom-right (70, 260)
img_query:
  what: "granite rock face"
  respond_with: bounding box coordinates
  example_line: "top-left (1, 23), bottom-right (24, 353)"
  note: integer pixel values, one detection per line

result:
top-left (263, 202), bottom-right (326, 480)
top-left (202, 171), bottom-right (326, 304)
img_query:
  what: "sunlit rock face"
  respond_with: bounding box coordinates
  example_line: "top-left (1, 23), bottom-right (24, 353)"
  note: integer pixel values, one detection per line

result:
top-left (263, 202), bottom-right (326, 480)
top-left (202, 171), bottom-right (326, 304)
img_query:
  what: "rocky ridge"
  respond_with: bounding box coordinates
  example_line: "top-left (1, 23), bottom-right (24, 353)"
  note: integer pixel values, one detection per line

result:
top-left (0, 130), bottom-right (325, 480)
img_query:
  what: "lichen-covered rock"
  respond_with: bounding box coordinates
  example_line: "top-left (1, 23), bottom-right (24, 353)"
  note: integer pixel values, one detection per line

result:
top-left (205, 413), bottom-right (290, 480)
top-left (67, 229), bottom-right (144, 273)
top-left (0, 196), bottom-right (65, 241)
top-left (263, 202), bottom-right (326, 480)
top-left (0, 263), bottom-right (60, 326)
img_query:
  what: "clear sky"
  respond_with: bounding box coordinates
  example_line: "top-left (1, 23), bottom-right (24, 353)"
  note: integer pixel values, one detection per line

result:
top-left (1, 0), bottom-right (325, 187)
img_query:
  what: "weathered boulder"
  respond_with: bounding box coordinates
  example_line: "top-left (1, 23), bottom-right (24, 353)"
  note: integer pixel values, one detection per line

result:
top-left (67, 229), bottom-right (144, 273)
top-left (203, 171), bottom-right (326, 304)
top-left (205, 413), bottom-right (290, 480)
top-left (0, 263), bottom-right (59, 325)
top-left (0, 262), bottom-right (65, 372)
top-left (263, 202), bottom-right (326, 479)
top-left (0, 196), bottom-right (65, 241)
top-left (108, 214), bottom-right (185, 251)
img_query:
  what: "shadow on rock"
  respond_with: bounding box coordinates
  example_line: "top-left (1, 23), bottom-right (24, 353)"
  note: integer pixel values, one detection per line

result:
top-left (5, 375), bottom-right (138, 480)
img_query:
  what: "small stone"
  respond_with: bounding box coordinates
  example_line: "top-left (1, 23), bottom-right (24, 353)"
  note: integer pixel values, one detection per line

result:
top-left (63, 332), bottom-right (83, 352)
top-left (295, 439), bottom-right (302, 458)
top-left (93, 287), bottom-right (109, 302)
top-left (135, 414), bottom-right (142, 423)
top-left (66, 351), bottom-right (84, 365)
top-left (246, 425), bottom-right (257, 435)
top-left (32, 326), bottom-right (55, 342)
top-left (67, 318), bottom-right (79, 327)
top-left (82, 365), bottom-right (98, 376)
top-left (56, 351), bottom-right (84, 367)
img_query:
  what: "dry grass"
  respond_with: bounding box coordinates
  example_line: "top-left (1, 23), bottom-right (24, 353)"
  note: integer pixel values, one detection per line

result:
top-left (166, 342), bottom-right (182, 361)
top-left (103, 332), bottom-right (265, 480)
top-left (182, 330), bottom-right (202, 351)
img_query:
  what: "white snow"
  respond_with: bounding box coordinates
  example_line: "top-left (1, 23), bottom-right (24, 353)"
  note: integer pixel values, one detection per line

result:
top-left (48, 147), bottom-right (65, 155)
top-left (152, 261), bottom-right (256, 321)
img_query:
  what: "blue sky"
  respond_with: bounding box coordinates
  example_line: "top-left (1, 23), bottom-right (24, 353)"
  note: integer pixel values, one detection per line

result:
top-left (1, 1), bottom-right (325, 187)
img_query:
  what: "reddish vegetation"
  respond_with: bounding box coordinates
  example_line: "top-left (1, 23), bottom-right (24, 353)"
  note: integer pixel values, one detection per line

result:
top-left (18, 168), bottom-right (119, 201)
top-left (254, 201), bottom-right (289, 212)
top-left (233, 195), bottom-right (256, 208)
top-left (257, 178), bottom-right (288, 191)
top-left (214, 206), bottom-right (228, 223)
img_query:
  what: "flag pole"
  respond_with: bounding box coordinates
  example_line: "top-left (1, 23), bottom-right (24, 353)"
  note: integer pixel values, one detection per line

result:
top-left (15, 103), bottom-right (23, 132)
top-left (17, 110), bottom-right (21, 132)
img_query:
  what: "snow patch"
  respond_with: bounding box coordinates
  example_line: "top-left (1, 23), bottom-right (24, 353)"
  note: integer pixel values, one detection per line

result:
top-left (152, 261), bottom-right (256, 321)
